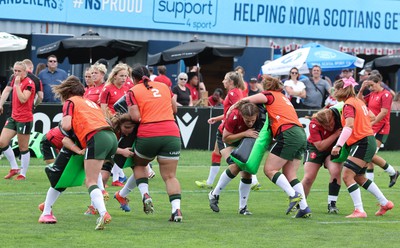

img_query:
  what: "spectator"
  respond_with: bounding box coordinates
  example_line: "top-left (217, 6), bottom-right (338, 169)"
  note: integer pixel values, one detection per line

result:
top-left (148, 66), bottom-right (157, 81)
top-left (190, 65), bottom-right (206, 92)
top-left (208, 88), bottom-right (224, 107)
top-left (154, 65), bottom-right (172, 88)
top-left (302, 65), bottom-right (331, 109)
top-left (35, 63), bottom-right (46, 76)
top-left (172, 72), bottom-right (192, 106)
top-left (186, 72), bottom-right (200, 105)
top-left (283, 67), bottom-right (306, 109)
top-left (392, 92), bottom-right (400, 111)
top-left (248, 77), bottom-right (262, 96)
top-left (354, 68), bottom-right (371, 96)
top-left (38, 55), bottom-right (68, 103)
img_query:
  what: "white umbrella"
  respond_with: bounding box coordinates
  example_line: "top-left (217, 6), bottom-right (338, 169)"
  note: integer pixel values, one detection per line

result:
top-left (0, 32), bottom-right (28, 52)
top-left (262, 43), bottom-right (364, 76)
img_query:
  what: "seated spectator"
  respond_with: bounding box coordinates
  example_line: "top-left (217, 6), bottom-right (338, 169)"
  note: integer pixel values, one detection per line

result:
top-left (392, 92), bottom-right (400, 111)
top-left (154, 65), bottom-right (172, 88)
top-left (208, 88), bottom-right (224, 107)
top-left (172, 73), bottom-right (192, 106)
top-left (283, 67), bottom-right (306, 109)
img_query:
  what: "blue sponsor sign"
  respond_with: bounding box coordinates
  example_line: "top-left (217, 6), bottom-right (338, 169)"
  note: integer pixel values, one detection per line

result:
top-left (0, 0), bottom-right (399, 43)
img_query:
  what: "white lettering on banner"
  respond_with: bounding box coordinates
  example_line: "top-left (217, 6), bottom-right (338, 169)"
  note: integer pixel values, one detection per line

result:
top-left (176, 113), bottom-right (198, 148)
top-left (0, 0), bottom-right (59, 9)
top-left (154, 0), bottom-right (217, 30)
top-left (80, 0), bottom-right (142, 13)
top-left (33, 112), bottom-right (63, 134)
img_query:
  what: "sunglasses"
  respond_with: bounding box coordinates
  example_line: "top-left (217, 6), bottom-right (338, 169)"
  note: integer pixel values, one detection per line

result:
top-left (48, 60), bottom-right (57, 63)
top-left (179, 78), bottom-right (187, 81)
top-left (290, 72), bottom-right (298, 74)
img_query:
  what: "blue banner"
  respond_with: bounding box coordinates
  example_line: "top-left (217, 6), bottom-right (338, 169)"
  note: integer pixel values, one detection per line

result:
top-left (1, 0), bottom-right (400, 43)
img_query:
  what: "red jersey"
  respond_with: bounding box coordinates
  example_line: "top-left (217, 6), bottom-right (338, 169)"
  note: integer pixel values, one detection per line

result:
top-left (11, 76), bottom-right (35, 122)
top-left (99, 84), bottom-right (130, 115)
top-left (154, 74), bottom-right (172, 88)
top-left (218, 87), bottom-right (243, 133)
top-left (223, 88), bottom-right (243, 118)
top-left (364, 89), bottom-right (392, 134)
top-left (84, 83), bottom-right (104, 105)
top-left (126, 81), bottom-right (179, 138)
top-left (263, 91), bottom-right (302, 137)
top-left (341, 97), bottom-right (374, 146)
top-left (308, 119), bottom-right (335, 151)
top-left (186, 83), bottom-right (199, 101)
top-left (241, 82), bottom-right (249, 97)
top-left (63, 96), bottom-right (110, 148)
top-left (224, 108), bottom-right (250, 134)
top-left (45, 126), bottom-right (64, 150)
top-left (124, 77), bottom-right (135, 89)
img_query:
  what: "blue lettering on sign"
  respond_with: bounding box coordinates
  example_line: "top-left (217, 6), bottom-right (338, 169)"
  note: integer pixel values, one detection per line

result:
top-left (153, 0), bottom-right (217, 30)
top-left (233, 3), bottom-right (286, 23)
top-left (289, 7), bottom-right (320, 25)
top-left (323, 9), bottom-right (381, 29)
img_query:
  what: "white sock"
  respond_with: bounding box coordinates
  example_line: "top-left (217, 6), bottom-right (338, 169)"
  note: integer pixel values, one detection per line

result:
top-left (328, 195), bottom-right (339, 204)
top-left (213, 170), bottom-right (233, 196)
top-left (137, 182), bottom-right (149, 198)
top-left (206, 166), bottom-right (220, 185)
top-left (43, 187), bottom-right (61, 215)
top-left (293, 182), bottom-right (308, 210)
top-left (111, 165), bottom-right (121, 182)
top-left (171, 199), bottom-right (181, 213)
top-left (239, 180), bottom-right (251, 209)
top-left (20, 151), bottom-right (30, 177)
top-left (366, 172), bottom-right (374, 181)
top-left (120, 175), bottom-right (136, 197)
top-left (90, 188), bottom-right (107, 216)
top-left (365, 181), bottom-right (388, 206)
top-left (119, 167), bottom-right (126, 178)
top-left (3, 146), bottom-right (19, 170)
top-left (348, 184), bottom-right (364, 212)
top-left (97, 173), bottom-right (105, 191)
top-left (251, 175), bottom-right (259, 185)
top-left (384, 164), bottom-right (396, 176)
top-left (275, 174), bottom-right (296, 197)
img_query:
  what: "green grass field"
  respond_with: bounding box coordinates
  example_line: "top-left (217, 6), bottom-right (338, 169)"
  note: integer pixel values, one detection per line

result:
top-left (1, 150), bottom-right (400, 248)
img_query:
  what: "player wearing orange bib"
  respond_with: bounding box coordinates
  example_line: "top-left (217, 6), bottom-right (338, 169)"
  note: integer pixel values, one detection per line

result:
top-left (231, 76), bottom-right (311, 218)
top-left (52, 76), bottom-right (118, 230)
top-left (126, 64), bottom-right (182, 222)
top-left (331, 77), bottom-right (393, 218)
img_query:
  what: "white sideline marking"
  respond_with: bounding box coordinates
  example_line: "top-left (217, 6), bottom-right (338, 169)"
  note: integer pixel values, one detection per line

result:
top-left (318, 220), bottom-right (400, 224)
